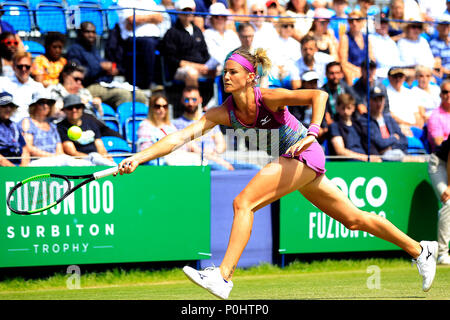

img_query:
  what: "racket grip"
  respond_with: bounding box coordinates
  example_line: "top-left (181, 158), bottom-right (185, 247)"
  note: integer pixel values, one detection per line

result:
top-left (94, 166), bottom-right (119, 180)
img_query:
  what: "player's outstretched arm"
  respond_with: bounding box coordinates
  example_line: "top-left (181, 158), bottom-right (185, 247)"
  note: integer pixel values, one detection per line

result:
top-left (118, 105), bottom-right (229, 175)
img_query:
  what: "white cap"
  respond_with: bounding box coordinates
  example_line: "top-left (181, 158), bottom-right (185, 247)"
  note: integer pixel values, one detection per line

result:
top-left (175, 0), bottom-right (196, 11)
top-left (29, 90), bottom-right (56, 107)
top-left (301, 70), bottom-right (319, 82)
top-left (209, 3), bottom-right (229, 16)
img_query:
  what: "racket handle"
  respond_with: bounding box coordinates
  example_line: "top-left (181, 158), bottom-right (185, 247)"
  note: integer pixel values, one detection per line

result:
top-left (94, 166), bottom-right (119, 180)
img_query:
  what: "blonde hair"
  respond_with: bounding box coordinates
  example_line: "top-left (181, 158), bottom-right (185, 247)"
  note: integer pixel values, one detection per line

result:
top-left (415, 65), bottom-right (432, 76)
top-left (230, 47), bottom-right (272, 80)
top-left (148, 93), bottom-right (170, 125)
top-left (12, 50), bottom-right (32, 64)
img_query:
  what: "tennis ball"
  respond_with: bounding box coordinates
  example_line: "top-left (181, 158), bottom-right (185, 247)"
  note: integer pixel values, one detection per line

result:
top-left (68, 125), bottom-right (82, 141)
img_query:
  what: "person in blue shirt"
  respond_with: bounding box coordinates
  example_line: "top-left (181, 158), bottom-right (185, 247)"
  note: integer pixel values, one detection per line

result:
top-left (328, 93), bottom-right (381, 162)
top-left (0, 92), bottom-right (29, 166)
top-left (358, 85), bottom-right (408, 161)
top-left (66, 21), bottom-right (147, 110)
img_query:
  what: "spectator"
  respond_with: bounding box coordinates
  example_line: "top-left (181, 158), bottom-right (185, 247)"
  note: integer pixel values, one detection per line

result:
top-left (321, 61), bottom-right (359, 125)
top-left (427, 80), bottom-right (450, 152)
top-left (411, 65), bottom-right (441, 121)
top-left (290, 34), bottom-right (334, 89)
top-left (352, 59), bottom-right (390, 115)
top-left (355, 0), bottom-right (378, 34)
top-left (48, 61), bottom-right (102, 119)
top-left (56, 95), bottom-right (116, 166)
top-left (0, 92), bottom-right (29, 166)
top-left (369, 16), bottom-right (403, 79)
top-left (160, 0), bottom-right (217, 88)
top-left (397, 19), bottom-right (435, 72)
top-left (21, 93), bottom-right (91, 166)
top-left (267, 16), bottom-right (301, 89)
top-left (266, 0), bottom-right (285, 24)
top-left (0, 32), bottom-right (18, 79)
top-left (31, 32), bottom-right (67, 88)
top-left (0, 5), bottom-right (23, 51)
top-left (385, 0), bottom-right (406, 40)
top-left (49, 62), bottom-right (123, 139)
top-left (136, 92), bottom-right (198, 165)
top-left (358, 85), bottom-right (409, 161)
top-left (249, 0), bottom-right (279, 51)
top-left (329, 0), bottom-right (349, 41)
top-left (328, 93), bottom-right (381, 162)
top-left (338, 10), bottom-right (375, 85)
top-left (428, 136), bottom-right (450, 265)
top-left (237, 22), bottom-right (255, 52)
top-left (284, 0), bottom-right (314, 41)
top-left (117, 0), bottom-right (169, 89)
top-left (0, 51), bottom-right (45, 123)
top-left (203, 3), bottom-right (241, 70)
top-left (429, 16), bottom-right (450, 81)
top-left (228, 0), bottom-right (250, 30)
top-left (386, 67), bottom-right (425, 139)
top-left (172, 86), bottom-right (259, 170)
top-left (66, 22), bottom-right (148, 110)
top-left (306, 8), bottom-right (339, 62)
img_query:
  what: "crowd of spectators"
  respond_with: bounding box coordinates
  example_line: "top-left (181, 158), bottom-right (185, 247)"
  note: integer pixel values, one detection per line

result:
top-left (1, 0), bottom-right (450, 167)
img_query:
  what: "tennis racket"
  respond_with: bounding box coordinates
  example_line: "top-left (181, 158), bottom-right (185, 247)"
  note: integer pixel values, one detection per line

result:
top-left (6, 166), bottom-right (119, 215)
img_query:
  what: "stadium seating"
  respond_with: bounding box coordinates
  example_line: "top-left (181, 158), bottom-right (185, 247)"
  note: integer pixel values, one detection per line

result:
top-left (32, 0), bottom-right (67, 34)
top-left (116, 101), bottom-right (148, 144)
top-left (22, 40), bottom-right (45, 57)
top-left (1, 1), bottom-right (33, 33)
top-left (101, 0), bottom-right (119, 30)
top-left (101, 102), bottom-right (121, 134)
top-left (66, 0), bottom-right (105, 35)
top-left (101, 136), bottom-right (131, 165)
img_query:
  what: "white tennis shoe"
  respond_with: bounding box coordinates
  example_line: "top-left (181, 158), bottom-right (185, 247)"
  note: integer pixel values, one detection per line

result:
top-left (437, 254), bottom-right (450, 265)
top-left (412, 241), bottom-right (438, 292)
top-left (183, 266), bottom-right (233, 299)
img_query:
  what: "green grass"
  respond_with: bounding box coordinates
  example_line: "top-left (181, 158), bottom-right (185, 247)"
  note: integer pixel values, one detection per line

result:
top-left (0, 258), bottom-right (449, 300)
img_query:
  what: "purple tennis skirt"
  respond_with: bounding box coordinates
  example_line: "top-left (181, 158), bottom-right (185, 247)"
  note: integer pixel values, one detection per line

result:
top-left (281, 141), bottom-right (326, 176)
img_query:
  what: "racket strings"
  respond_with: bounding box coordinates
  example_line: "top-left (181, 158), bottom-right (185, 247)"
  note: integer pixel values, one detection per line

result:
top-left (9, 176), bottom-right (70, 213)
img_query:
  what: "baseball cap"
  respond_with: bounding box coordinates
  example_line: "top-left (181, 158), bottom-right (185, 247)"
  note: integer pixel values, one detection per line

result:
top-left (301, 70), bottom-right (319, 82)
top-left (369, 85), bottom-right (386, 98)
top-left (62, 95), bottom-right (85, 110)
top-left (175, 0), bottom-right (196, 11)
top-left (0, 92), bottom-right (18, 108)
top-left (388, 67), bottom-right (405, 77)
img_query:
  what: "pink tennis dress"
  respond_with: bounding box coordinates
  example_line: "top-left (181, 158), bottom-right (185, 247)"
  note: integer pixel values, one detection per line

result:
top-left (225, 87), bottom-right (326, 175)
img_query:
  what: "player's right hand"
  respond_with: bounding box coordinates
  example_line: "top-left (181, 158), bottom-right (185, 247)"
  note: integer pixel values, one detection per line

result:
top-left (118, 158), bottom-right (139, 175)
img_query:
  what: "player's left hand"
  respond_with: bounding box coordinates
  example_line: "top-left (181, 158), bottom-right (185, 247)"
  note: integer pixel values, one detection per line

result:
top-left (285, 135), bottom-right (316, 158)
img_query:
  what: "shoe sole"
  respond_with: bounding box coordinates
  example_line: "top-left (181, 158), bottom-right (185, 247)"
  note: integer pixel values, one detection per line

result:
top-left (183, 268), bottom-right (228, 300)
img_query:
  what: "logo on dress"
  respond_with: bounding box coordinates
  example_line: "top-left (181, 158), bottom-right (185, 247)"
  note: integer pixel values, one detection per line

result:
top-left (260, 116), bottom-right (271, 126)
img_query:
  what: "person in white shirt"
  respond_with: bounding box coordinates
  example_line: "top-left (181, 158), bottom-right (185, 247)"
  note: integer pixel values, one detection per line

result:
top-left (117, 0), bottom-right (170, 89)
top-left (248, 0), bottom-right (279, 51)
top-left (0, 51), bottom-right (45, 122)
top-left (410, 65), bottom-right (441, 121)
top-left (397, 20), bottom-right (435, 70)
top-left (203, 3), bottom-right (241, 69)
top-left (267, 15), bottom-right (301, 88)
top-left (386, 67), bottom-right (424, 138)
top-left (290, 34), bottom-right (334, 89)
top-left (369, 17), bottom-right (403, 79)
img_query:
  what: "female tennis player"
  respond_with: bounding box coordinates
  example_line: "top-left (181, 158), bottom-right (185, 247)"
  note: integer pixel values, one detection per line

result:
top-left (118, 48), bottom-right (438, 299)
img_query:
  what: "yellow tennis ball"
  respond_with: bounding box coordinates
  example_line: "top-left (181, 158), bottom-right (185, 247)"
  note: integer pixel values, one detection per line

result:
top-left (68, 125), bottom-right (82, 141)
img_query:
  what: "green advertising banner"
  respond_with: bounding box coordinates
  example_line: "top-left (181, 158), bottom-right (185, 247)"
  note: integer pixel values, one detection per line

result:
top-left (0, 166), bottom-right (211, 268)
top-left (280, 162), bottom-right (439, 254)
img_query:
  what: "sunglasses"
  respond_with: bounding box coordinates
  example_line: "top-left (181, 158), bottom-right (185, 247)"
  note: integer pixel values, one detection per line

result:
top-left (184, 97), bottom-right (198, 103)
top-left (281, 24), bottom-right (294, 29)
top-left (15, 64), bottom-right (31, 71)
top-left (64, 105), bottom-right (84, 111)
top-left (2, 39), bottom-right (18, 46)
top-left (410, 24), bottom-right (423, 29)
top-left (153, 103), bottom-right (168, 109)
top-left (72, 76), bottom-right (84, 83)
top-left (252, 10), bottom-right (264, 14)
top-left (441, 90), bottom-right (450, 95)
top-left (182, 8), bottom-right (193, 12)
